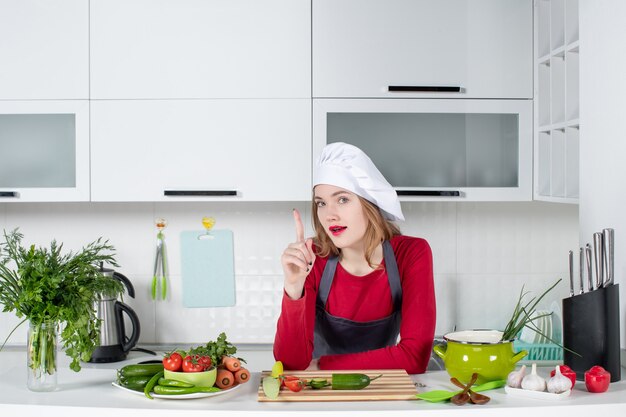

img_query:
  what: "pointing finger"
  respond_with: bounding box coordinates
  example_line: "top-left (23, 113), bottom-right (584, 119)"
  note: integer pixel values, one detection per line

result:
top-left (293, 209), bottom-right (305, 242)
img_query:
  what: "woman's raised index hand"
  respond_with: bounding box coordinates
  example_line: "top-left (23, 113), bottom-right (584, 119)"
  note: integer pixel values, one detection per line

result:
top-left (293, 208), bottom-right (305, 242)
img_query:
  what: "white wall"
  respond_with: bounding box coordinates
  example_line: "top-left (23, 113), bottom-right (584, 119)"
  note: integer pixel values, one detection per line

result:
top-left (580, 0), bottom-right (626, 351)
top-left (0, 201), bottom-right (577, 348)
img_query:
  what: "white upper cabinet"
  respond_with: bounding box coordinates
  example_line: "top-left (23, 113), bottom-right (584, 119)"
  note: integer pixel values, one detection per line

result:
top-left (0, 100), bottom-right (90, 202)
top-left (90, 0), bottom-right (311, 99)
top-left (313, 0), bottom-right (533, 99)
top-left (90, 100), bottom-right (311, 202)
top-left (0, 0), bottom-right (89, 99)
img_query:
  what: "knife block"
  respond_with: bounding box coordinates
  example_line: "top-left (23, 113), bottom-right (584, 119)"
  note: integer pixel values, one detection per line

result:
top-left (562, 284), bottom-right (620, 382)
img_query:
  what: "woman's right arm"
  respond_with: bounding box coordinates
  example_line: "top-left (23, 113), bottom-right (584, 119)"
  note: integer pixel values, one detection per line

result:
top-left (273, 209), bottom-right (318, 370)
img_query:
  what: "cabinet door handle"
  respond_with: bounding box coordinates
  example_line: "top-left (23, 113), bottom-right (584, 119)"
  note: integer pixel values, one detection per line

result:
top-left (388, 86), bottom-right (462, 92)
top-left (0, 191), bottom-right (18, 197)
top-left (164, 190), bottom-right (238, 197)
top-left (396, 190), bottom-right (461, 197)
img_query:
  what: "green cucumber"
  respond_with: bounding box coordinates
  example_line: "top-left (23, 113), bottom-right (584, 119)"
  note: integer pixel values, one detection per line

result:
top-left (308, 378), bottom-right (330, 389)
top-left (331, 373), bottom-right (382, 390)
top-left (118, 375), bottom-right (152, 391)
top-left (118, 363), bottom-right (164, 378)
top-left (153, 385), bottom-right (221, 395)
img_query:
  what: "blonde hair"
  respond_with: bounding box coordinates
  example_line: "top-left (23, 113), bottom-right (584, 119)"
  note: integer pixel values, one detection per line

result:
top-left (311, 195), bottom-right (401, 268)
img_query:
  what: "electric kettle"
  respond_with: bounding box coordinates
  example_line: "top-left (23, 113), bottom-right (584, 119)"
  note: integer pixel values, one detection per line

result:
top-left (89, 266), bottom-right (141, 363)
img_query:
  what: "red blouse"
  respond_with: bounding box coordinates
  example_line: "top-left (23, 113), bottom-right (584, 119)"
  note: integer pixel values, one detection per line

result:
top-left (273, 235), bottom-right (436, 374)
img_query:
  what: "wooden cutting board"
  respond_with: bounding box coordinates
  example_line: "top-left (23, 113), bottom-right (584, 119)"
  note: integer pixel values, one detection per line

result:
top-left (257, 369), bottom-right (417, 402)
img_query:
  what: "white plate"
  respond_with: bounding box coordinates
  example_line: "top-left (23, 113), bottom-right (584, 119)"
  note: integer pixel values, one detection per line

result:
top-left (505, 385), bottom-right (571, 400)
top-left (112, 382), bottom-right (241, 399)
top-left (550, 301), bottom-right (562, 343)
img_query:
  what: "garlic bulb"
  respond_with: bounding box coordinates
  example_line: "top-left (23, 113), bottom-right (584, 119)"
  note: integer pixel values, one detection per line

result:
top-left (547, 365), bottom-right (572, 393)
top-left (521, 363), bottom-right (547, 391)
top-left (506, 364), bottom-right (527, 388)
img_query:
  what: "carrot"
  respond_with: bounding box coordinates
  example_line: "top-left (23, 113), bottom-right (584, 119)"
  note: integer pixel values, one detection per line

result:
top-left (221, 355), bottom-right (241, 372)
top-left (234, 367), bottom-right (250, 384)
top-left (216, 368), bottom-right (235, 389)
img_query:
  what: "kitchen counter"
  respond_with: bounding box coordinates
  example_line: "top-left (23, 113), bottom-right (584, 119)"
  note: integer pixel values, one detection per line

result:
top-left (1, 347), bottom-right (626, 417)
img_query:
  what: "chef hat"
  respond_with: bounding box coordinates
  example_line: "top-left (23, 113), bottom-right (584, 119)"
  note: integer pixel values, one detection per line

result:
top-left (313, 142), bottom-right (404, 222)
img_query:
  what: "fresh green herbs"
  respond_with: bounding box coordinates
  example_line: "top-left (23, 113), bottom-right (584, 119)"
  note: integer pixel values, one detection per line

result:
top-left (0, 229), bottom-right (124, 372)
top-left (188, 332), bottom-right (243, 367)
top-left (501, 278), bottom-right (561, 342)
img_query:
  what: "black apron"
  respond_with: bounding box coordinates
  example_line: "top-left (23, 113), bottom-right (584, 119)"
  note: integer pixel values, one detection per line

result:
top-left (313, 240), bottom-right (402, 357)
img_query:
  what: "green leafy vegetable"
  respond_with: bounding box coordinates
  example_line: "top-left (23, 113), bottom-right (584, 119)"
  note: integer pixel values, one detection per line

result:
top-left (0, 229), bottom-right (124, 372)
top-left (501, 279), bottom-right (561, 342)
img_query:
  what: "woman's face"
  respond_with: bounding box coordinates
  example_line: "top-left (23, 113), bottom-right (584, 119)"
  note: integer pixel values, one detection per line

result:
top-left (314, 184), bottom-right (369, 251)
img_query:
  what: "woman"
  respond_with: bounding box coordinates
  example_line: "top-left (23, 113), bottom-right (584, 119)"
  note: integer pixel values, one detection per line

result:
top-left (273, 142), bottom-right (436, 374)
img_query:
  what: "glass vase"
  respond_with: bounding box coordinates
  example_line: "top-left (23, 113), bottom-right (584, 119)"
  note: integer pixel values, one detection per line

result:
top-left (27, 320), bottom-right (58, 392)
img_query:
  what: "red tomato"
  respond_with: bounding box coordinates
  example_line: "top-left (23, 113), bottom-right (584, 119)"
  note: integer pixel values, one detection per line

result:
top-left (162, 352), bottom-right (183, 372)
top-left (182, 355), bottom-right (207, 373)
top-left (550, 365), bottom-right (577, 388)
top-left (197, 355), bottom-right (212, 369)
top-left (283, 376), bottom-right (304, 392)
top-left (585, 365), bottom-right (610, 393)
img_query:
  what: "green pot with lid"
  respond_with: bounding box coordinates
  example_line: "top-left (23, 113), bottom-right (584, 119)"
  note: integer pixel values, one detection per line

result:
top-left (433, 330), bottom-right (527, 385)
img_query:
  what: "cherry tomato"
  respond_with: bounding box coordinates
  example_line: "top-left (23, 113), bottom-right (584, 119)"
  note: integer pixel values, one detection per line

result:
top-left (182, 355), bottom-right (206, 373)
top-left (162, 352), bottom-right (183, 372)
top-left (283, 376), bottom-right (304, 392)
top-left (585, 365), bottom-right (610, 393)
top-left (197, 355), bottom-right (212, 369)
top-left (550, 365), bottom-right (577, 388)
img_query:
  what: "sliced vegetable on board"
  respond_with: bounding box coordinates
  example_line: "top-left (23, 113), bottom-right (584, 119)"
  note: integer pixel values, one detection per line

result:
top-left (263, 376), bottom-right (281, 399)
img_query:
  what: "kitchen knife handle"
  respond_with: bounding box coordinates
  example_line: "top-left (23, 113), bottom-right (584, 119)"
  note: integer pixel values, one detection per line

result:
top-left (593, 232), bottom-right (604, 290)
top-left (578, 247), bottom-right (584, 294)
top-left (395, 190), bottom-right (461, 197)
top-left (585, 244), bottom-right (593, 291)
top-left (164, 190), bottom-right (237, 197)
top-left (388, 85), bottom-right (462, 92)
top-left (0, 191), bottom-right (18, 197)
top-left (568, 250), bottom-right (574, 297)
top-left (603, 228), bottom-right (614, 286)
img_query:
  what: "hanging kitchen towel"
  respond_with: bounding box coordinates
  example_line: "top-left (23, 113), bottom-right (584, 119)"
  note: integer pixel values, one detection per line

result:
top-left (180, 229), bottom-right (235, 307)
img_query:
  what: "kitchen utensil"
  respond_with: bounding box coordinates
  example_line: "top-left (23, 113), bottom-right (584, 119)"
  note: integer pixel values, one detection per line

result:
top-left (550, 301), bottom-right (562, 343)
top-left (450, 376), bottom-right (490, 405)
top-left (180, 227), bottom-right (235, 308)
top-left (519, 312), bottom-right (537, 344)
top-left (585, 244), bottom-right (593, 292)
top-left (89, 265), bottom-right (141, 363)
top-left (151, 218), bottom-right (168, 300)
top-left (432, 330), bottom-right (527, 385)
top-left (579, 247), bottom-right (584, 294)
top-left (415, 380), bottom-right (505, 403)
top-left (593, 232), bottom-right (604, 290)
top-left (450, 373), bottom-right (477, 405)
top-left (257, 369), bottom-right (416, 402)
top-left (563, 284), bottom-right (621, 382)
top-left (603, 228), bottom-right (614, 287)
top-left (568, 250), bottom-right (574, 297)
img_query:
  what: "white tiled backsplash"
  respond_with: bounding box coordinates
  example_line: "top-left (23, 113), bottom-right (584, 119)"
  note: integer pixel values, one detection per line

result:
top-left (0, 201), bottom-right (578, 347)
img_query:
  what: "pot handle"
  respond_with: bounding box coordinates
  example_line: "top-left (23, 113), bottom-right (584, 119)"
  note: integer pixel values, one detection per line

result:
top-left (511, 350), bottom-right (528, 364)
top-left (433, 344), bottom-right (447, 360)
top-left (115, 301), bottom-right (141, 353)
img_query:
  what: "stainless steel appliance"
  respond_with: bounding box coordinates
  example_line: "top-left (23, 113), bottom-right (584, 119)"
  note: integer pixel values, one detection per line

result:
top-left (89, 266), bottom-right (141, 363)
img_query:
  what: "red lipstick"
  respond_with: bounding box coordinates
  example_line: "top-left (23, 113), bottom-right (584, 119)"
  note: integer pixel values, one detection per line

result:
top-left (329, 225), bottom-right (347, 236)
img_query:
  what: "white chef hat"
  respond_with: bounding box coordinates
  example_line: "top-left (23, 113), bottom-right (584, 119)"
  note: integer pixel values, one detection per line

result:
top-left (313, 142), bottom-right (404, 222)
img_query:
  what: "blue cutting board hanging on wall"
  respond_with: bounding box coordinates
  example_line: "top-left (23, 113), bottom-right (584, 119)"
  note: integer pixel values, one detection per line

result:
top-left (180, 229), bottom-right (235, 307)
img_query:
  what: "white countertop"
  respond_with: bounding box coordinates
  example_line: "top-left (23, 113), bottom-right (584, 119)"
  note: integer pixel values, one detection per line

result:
top-left (1, 347), bottom-right (626, 417)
